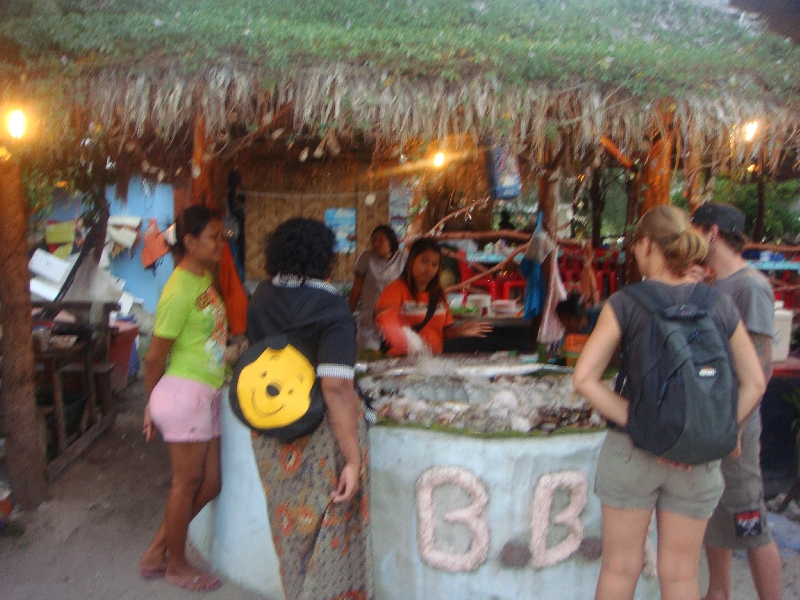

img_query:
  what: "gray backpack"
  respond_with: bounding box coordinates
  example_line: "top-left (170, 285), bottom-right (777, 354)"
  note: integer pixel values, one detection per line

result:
top-left (614, 282), bottom-right (737, 465)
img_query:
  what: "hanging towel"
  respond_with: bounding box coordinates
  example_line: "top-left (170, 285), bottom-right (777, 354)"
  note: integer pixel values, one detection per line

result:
top-left (219, 242), bottom-right (248, 335)
top-left (141, 218), bottom-right (170, 269)
top-left (45, 221), bottom-right (76, 246)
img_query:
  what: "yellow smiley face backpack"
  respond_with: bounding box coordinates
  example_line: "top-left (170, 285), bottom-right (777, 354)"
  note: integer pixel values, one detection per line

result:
top-left (230, 334), bottom-right (326, 441)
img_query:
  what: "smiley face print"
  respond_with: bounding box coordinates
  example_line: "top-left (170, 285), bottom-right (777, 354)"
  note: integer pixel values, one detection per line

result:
top-left (236, 344), bottom-right (316, 430)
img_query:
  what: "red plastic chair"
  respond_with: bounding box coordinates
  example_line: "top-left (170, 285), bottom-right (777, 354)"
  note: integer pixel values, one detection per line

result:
top-left (594, 250), bottom-right (620, 298)
top-left (557, 249), bottom-right (583, 291)
top-left (495, 274), bottom-right (526, 300)
top-left (457, 258), bottom-right (497, 300)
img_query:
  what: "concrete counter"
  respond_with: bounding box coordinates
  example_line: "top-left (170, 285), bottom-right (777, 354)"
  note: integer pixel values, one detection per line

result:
top-left (189, 390), bottom-right (660, 599)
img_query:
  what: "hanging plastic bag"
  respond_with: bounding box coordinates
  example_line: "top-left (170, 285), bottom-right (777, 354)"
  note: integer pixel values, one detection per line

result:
top-left (524, 212), bottom-right (555, 263)
top-left (537, 251), bottom-right (567, 345)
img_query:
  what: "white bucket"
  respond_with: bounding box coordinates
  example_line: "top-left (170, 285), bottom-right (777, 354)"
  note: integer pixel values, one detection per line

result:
top-left (465, 293), bottom-right (492, 316)
top-left (447, 293), bottom-right (465, 309)
top-left (773, 303), bottom-right (793, 362)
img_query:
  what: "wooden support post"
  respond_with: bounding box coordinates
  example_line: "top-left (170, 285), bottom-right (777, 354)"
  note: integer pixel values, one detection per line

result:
top-left (623, 172), bottom-right (641, 286)
top-left (537, 172), bottom-right (560, 238)
top-left (190, 113), bottom-right (225, 211)
top-left (640, 105), bottom-right (675, 216)
top-left (599, 137), bottom-right (635, 171)
top-left (191, 113), bottom-right (212, 207)
top-left (683, 126), bottom-right (703, 214)
top-left (589, 169), bottom-right (603, 250)
top-left (0, 157), bottom-right (47, 507)
top-left (754, 175), bottom-right (766, 242)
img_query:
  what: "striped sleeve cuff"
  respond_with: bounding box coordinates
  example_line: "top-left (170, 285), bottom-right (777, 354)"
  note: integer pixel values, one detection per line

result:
top-left (317, 364), bottom-right (355, 380)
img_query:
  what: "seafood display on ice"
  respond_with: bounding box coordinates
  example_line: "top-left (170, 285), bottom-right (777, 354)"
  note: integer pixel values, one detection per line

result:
top-left (356, 354), bottom-right (607, 435)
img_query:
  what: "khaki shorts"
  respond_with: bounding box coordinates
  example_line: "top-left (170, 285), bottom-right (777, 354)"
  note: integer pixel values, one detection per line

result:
top-left (704, 414), bottom-right (773, 549)
top-left (595, 429), bottom-right (724, 520)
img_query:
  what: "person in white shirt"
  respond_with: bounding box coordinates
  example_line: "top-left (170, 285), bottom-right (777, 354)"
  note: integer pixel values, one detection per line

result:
top-left (348, 225), bottom-right (406, 350)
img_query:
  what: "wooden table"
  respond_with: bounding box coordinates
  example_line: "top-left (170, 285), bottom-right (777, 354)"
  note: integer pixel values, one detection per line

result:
top-left (34, 341), bottom-right (96, 455)
top-left (31, 301), bottom-right (121, 480)
top-left (763, 357), bottom-right (800, 512)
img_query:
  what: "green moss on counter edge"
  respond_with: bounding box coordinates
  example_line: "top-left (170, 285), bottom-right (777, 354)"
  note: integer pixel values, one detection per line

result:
top-left (372, 419), bottom-right (607, 439)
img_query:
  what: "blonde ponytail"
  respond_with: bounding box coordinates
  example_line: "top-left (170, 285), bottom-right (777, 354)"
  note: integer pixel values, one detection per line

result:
top-left (634, 206), bottom-right (707, 276)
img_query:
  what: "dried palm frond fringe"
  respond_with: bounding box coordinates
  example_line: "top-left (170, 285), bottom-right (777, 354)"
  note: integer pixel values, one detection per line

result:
top-left (1, 61), bottom-right (798, 176)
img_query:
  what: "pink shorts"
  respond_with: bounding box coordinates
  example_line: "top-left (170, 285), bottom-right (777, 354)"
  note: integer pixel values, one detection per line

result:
top-left (148, 375), bottom-right (221, 443)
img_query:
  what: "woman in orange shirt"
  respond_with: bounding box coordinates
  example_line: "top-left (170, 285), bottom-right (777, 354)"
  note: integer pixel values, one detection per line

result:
top-left (375, 238), bottom-right (491, 355)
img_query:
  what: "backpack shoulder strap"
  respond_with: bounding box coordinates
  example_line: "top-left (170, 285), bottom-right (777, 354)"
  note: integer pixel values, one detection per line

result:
top-left (613, 282), bottom-right (665, 395)
top-left (620, 281), bottom-right (670, 315)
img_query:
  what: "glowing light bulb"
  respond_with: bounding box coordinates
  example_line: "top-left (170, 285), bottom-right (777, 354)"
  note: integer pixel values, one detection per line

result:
top-left (747, 164), bottom-right (757, 173)
top-left (433, 152), bottom-right (445, 167)
top-left (744, 121), bottom-right (758, 142)
top-left (7, 110), bottom-right (26, 139)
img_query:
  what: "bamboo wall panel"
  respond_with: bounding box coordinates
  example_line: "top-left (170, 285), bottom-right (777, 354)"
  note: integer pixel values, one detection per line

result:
top-left (242, 157), bottom-right (389, 282)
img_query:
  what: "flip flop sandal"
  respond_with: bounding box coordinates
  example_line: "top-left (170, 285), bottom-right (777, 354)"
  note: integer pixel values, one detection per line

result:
top-left (139, 566), bottom-right (167, 580)
top-left (167, 573), bottom-right (222, 592)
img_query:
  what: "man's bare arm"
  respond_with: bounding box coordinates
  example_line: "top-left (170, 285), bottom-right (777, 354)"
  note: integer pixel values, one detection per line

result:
top-left (738, 331), bottom-right (772, 427)
top-left (750, 332), bottom-right (773, 382)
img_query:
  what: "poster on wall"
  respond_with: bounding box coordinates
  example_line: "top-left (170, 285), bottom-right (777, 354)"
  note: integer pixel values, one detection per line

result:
top-left (485, 142), bottom-right (522, 200)
top-left (389, 179), bottom-right (414, 239)
top-left (325, 208), bottom-right (357, 254)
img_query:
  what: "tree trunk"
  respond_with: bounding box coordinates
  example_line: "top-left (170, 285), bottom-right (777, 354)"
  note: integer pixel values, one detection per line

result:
top-left (624, 173), bottom-right (641, 286)
top-left (589, 168), bottom-right (604, 249)
top-left (753, 175), bottom-right (766, 242)
top-left (0, 159), bottom-right (47, 507)
top-left (683, 129), bottom-right (703, 214)
top-left (537, 172), bottom-right (560, 238)
top-left (640, 106), bottom-right (675, 216)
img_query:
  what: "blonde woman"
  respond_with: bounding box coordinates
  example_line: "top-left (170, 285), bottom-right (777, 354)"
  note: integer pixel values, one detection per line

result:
top-left (573, 206), bottom-right (766, 600)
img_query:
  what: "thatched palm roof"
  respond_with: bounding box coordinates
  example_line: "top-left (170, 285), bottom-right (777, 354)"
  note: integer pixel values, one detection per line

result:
top-left (1, 0), bottom-right (799, 173)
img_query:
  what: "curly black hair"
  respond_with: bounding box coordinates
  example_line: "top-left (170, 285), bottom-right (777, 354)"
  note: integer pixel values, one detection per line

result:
top-left (265, 218), bottom-right (336, 280)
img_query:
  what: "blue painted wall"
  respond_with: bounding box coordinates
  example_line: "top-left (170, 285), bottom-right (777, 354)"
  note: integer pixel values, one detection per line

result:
top-left (48, 177), bottom-right (174, 313)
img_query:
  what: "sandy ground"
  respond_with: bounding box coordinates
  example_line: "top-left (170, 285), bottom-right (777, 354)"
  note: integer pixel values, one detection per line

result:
top-left (1, 377), bottom-right (799, 600)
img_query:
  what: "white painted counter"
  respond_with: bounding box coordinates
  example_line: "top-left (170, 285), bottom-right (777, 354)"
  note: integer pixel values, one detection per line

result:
top-left (189, 390), bottom-right (660, 599)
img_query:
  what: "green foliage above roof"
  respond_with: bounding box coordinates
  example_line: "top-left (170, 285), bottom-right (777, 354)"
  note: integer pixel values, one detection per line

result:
top-left (1, 0), bottom-right (799, 103)
top-left (0, 0), bottom-right (798, 182)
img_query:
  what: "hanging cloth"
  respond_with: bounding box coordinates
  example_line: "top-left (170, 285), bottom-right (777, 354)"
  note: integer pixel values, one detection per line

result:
top-left (219, 242), bottom-right (249, 336)
top-left (537, 251), bottom-right (568, 345)
top-left (518, 213), bottom-right (550, 319)
top-left (141, 218), bottom-right (170, 269)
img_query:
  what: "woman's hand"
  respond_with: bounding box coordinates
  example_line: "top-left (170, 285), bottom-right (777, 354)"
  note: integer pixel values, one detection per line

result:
top-left (143, 404), bottom-right (157, 442)
top-left (331, 463), bottom-right (360, 503)
top-left (447, 320), bottom-right (493, 339)
top-left (729, 431), bottom-right (743, 460)
top-left (320, 378), bottom-right (362, 504)
top-left (657, 457), bottom-right (692, 472)
top-left (224, 340), bottom-right (248, 365)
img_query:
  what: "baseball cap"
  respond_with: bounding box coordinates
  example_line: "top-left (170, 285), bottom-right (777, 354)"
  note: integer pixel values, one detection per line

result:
top-left (691, 203), bottom-right (746, 236)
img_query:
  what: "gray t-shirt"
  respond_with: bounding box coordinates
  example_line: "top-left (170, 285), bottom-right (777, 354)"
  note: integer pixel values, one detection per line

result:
top-left (712, 267), bottom-right (773, 432)
top-left (712, 267), bottom-right (774, 338)
top-left (353, 249), bottom-right (406, 350)
top-left (609, 281), bottom-right (741, 360)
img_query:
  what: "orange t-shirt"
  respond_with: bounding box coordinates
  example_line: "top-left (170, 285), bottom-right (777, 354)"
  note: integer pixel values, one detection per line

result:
top-left (374, 279), bottom-right (454, 355)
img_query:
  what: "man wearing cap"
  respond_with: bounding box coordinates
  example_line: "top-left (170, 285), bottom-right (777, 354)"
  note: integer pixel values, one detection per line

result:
top-left (692, 202), bottom-right (782, 600)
